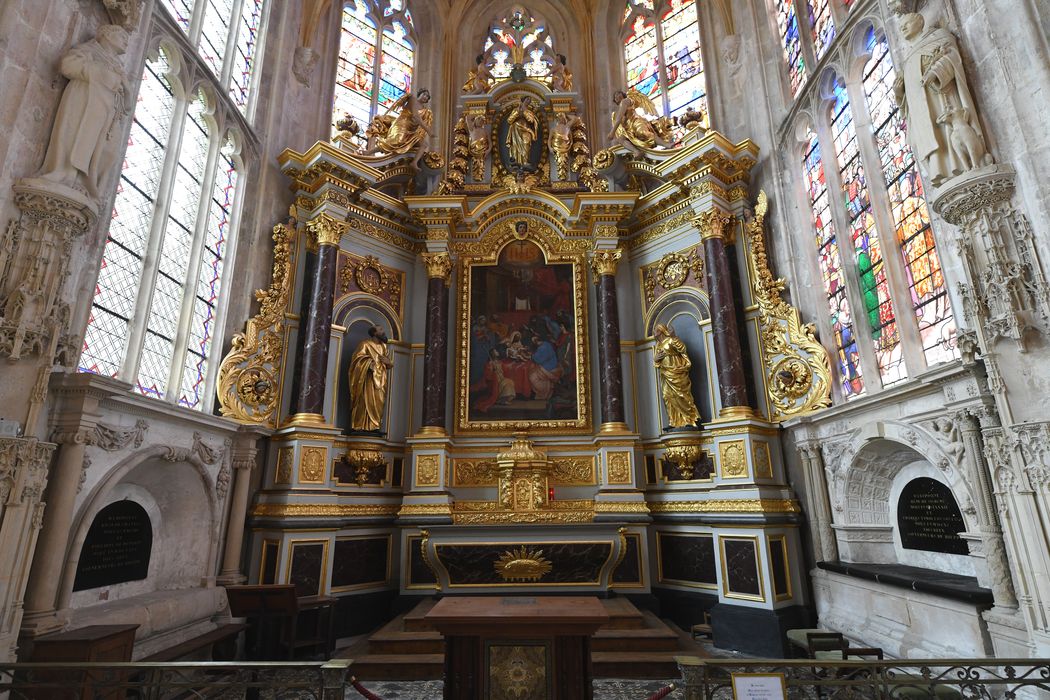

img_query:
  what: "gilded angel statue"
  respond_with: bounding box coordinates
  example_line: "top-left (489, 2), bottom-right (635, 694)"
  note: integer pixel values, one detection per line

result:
top-left (361, 88), bottom-right (434, 167)
top-left (607, 88), bottom-right (675, 155)
top-left (548, 112), bottom-right (579, 181)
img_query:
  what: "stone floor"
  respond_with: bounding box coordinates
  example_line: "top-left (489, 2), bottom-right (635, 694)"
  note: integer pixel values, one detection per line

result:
top-left (347, 678), bottom-right (684, 699)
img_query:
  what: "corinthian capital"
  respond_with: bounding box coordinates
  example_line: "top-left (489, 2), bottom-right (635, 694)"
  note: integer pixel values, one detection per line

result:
top-left (693, 209), bottom-right (733, 242)
top-left (421, 252), bottom-right (454, 284)
top-left (306, 214), bottom-right (349, 247)
top-left (590, 248), bottom-right (623, 278)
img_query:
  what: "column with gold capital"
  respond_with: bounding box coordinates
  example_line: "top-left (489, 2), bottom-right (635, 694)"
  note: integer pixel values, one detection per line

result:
top-left (591, 247), bottom-right (628, 433)
top-left (291, 214), bottom-right (347, 421)
top-left (420, 252), bottom-right (453, 435)
top-left (696, 208), bottom-right (752, 416)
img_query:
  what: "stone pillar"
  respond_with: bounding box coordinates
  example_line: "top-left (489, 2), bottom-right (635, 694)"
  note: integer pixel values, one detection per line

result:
top-left (0, 438), bottom-right (53, 661)
top-left (217, 431), bottom-right (265, 585)
top-left (696, 209), bottom-right (752, 416)
top-left (19, 376), bottom-right (111, 639)
top-left (796, 439), bottom-right (839, 563)
top-left (291, 214), bottom-right (346, 422)
top-left (420, 252), bottom-right (453, 436)
top-left (591, 248), bottom-right (627, 433)
top-left (955, 410), bottom-right (1018, 609)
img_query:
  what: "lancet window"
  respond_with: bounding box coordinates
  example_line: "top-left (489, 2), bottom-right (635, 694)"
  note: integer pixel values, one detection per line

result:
top-left (332, 0), bottom-right (416, 146)
top-left (157, 0), bottom-right (266, 112)
top-left (481, 6), bottom-right (555, 84)
top-left (783, 15), bottom-right (959, 400)
top-left (620, 0), bottom-right (708, 125)
top-left (80, 2), bottom-right (265, 411)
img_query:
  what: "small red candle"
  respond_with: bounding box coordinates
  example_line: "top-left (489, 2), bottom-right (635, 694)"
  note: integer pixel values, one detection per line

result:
top-left (548, 487), bottom-right (555, 501)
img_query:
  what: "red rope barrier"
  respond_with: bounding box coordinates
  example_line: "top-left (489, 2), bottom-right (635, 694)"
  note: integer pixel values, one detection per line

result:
top-left (349, 676), bottom-right (385, 700)
top-left (646, 682), bottom-right (677, 699)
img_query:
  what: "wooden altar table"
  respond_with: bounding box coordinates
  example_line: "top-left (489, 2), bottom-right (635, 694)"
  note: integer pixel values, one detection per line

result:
top-left (424, 596), bottom-right (609, 700)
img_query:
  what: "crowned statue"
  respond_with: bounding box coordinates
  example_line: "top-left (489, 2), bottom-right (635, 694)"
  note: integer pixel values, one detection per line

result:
top-left (361, 88), bottom-right (434, 167)
top-left (608, 88), bottom-right (675, 155)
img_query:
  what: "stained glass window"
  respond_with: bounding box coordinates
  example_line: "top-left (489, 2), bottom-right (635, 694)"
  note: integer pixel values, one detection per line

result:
top-left (620, 0), bottom-right (708, 132)
top-left (157, 0), bottom-right (267, 113)
top-left (807, 0), bottom-right (835, 61)
top-left (861, 30), bottom-right (957, 366)
top-left (80, 2), bottom-right (257, 412)
top-left (830, 81), bottom-right (905, 386)
top-left (482, 8), bottom-right (554, 83)
top-left (81, 52), bottom-right (176, 378)
top-left (802, 130), bottom-right (864, 397)
top-left (774, 0), bottom-right (807, 97)
top-left (333, 0), bottom-right (415, 143)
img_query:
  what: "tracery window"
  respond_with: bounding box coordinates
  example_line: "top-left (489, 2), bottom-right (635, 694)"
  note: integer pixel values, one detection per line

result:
top-left (80, 0), bottom-right (266, 411)
top-left (781, 14), bottom-right (959, 400)
top-left (481, 6), bottom-right (555, 84)
top-left (774, 0), bottom-right (807, 97)
top-left (621, 0), bottom-right (708, 124)
top-left (332, 0), bottom-right (416, 146)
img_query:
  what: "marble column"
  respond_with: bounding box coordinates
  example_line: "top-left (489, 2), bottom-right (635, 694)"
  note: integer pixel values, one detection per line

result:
top-left (697, 210), bottom-right (751, 415)
top-left (292, 215), bottom-right (346, 421)
top-left (217, 434), bottom-right (262, 585)
top-left (591, 249), bottom-right (627, 433)
top-left (420, 252), bottom-right (453, 435)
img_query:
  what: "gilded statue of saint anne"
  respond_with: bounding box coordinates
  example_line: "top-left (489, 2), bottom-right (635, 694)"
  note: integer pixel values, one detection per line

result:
top-left (653, 323), bottom-right (700, 429)
top-left (348, 326), bottom-right (394, 433)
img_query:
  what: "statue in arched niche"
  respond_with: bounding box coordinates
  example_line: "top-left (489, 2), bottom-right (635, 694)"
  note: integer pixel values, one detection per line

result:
top-left (894, 13), bottom-right (992, 185)
top-left (38, 24), bottom-right (130, 198)
top-left (653, 324), bottom-right (700, 429)
top-left (505, 95), bottom-right (541, 169)
top-left (348, 325), bottom-right (394, 433)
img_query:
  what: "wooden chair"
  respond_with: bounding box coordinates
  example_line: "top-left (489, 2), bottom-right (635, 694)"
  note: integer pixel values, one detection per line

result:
top-left (690, 611), bottom-right (713, 640)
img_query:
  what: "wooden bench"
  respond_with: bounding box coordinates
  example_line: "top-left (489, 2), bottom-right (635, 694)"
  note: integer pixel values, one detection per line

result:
top-left (142, 623), bottom-right (246, 662)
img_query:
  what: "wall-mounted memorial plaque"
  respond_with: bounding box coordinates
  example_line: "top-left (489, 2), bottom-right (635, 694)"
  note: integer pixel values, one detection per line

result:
top-left (73, 501), bottom-right (153, 591)
top-left (897, 477), bottom-right (969, 554)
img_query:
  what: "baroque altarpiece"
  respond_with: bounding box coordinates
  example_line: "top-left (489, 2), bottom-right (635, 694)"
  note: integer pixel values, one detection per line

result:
top-left (216, 61), bottom-right (832, 653)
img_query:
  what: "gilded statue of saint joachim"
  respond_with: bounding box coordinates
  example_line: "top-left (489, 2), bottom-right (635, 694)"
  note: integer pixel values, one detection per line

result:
top-left (348, 326), bottom-right (394, 433)
top-left (505, 95), bottom-right (540, 168)
top-left (653, 324), bottom-right (700, 428)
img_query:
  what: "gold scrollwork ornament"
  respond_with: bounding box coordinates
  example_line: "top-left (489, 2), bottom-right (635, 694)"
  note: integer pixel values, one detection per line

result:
top-left (421, 251), bottom-right (454, 284)
top-left (656, 252), bottom-right (690, 289)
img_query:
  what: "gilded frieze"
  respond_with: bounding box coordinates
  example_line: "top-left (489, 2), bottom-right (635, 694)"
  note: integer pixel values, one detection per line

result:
top-left (452, 456), bottom-right (596, 487)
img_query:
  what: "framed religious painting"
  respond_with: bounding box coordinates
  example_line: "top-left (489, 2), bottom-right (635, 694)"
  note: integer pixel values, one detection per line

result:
top-left (455, 219), bottom-right (591, 433)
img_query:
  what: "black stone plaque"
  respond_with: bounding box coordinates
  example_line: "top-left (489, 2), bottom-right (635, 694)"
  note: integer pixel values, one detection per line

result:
top-left (613, 533), bottom-right (642, 586)
top-left (73, 501), bottom-right (152, 591)
top-left (332, 537), bottom-right (389, 589)
top-left (289, 542), bottom-right (325, 597)
top-left (658, 533), bottom-right (716, 587)
top-left (260, 540), bottom-right (279, 585)
top-left (897, 477), bottom-right (969, 554)
top-left (723, 538), bottom-right (762, 598)
top-left (407, 536), bottom-right (437, 587)
top-left (769, 537), bottom-right (790, 599)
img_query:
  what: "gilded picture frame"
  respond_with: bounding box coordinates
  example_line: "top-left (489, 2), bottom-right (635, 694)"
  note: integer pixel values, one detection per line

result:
top-left (455, 218), bottom-right (591, 434)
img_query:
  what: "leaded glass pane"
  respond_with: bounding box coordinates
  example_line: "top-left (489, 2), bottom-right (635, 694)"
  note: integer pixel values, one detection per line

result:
top-left (830, 82), bottom-right (905, 387)
top-left (179, 143), bottom-right (237, 408)
top-left (158, 0), bottom-right (193, 32)
top-left (803, 130), bottom-right (864, 398)
top-left (660, 0), bottom-right (706, 119)
top-left (81, 52), bottom-right (174, 377)
top-left (137, 94), bottom-right (210, 398)
top-left (862, 31), bottom-right (957, 367)
top-left (230, 0), bottom-right (265, 110)
top-left (807, 0), bottom-right (835, 61)
top-left (199, 0), bottom-right (235, 78)
top-left (378, 21), bottom-right (413, 111)
top-left (775, 0), bottom-right (807, 97)
top-left (625, 14), bottom-right (661, 100)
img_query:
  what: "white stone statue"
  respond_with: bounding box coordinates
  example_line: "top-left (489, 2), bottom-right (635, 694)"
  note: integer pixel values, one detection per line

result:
top-left (894, 13), bottom-right (992, 186)
top-left (38, 24), bottom-right (130, 199)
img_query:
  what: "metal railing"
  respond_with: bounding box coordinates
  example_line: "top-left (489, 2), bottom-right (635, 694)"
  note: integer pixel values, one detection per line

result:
top-left (676, 657), bottom-right (1050, 699)
top-left (0, 660), bottom-right (351, 699)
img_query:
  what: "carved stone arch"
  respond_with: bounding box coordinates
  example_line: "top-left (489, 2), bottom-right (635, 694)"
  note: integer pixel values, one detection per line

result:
top-left (59, 445), bottom-right (222, 608)
top-left (146, 31), bottom-right (193, 103)
top-left (188, 80), bottom-right (222, 136)
top-left (814, 66), bottom-right (848, 123)
top-left (844, 15), bottom-right (883, 83)
top-left (222, 126), bottom-right (247, 172)
top-left (333, 294), bottom-right (403, 340)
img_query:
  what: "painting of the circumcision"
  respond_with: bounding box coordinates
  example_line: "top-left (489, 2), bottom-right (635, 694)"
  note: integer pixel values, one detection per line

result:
top-left (466, 236), bottom-right (578, 425)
